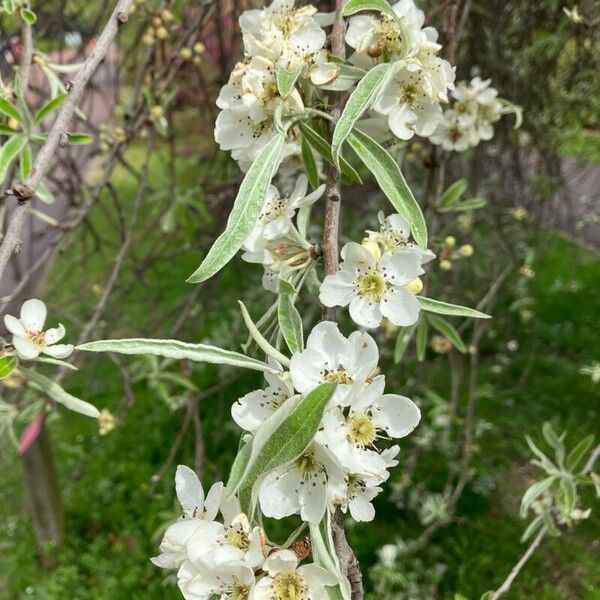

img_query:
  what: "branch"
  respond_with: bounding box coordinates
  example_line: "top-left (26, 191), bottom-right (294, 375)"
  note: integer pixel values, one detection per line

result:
top-left (0, 0), bottom-right (134, 283)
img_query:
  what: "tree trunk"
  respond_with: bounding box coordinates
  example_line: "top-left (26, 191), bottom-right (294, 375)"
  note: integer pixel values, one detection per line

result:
top-left (20, 419), bottom-right (65, 564)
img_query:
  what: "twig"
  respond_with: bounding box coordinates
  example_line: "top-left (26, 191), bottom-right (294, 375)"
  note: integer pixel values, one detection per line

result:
top-left (0, 0), bottom-right (135, 282)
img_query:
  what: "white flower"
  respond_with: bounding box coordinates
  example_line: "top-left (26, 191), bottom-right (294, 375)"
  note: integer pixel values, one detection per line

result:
top-left (4, 298), bottom-right (74, 360)
top-left (429, 109), bottom-right (475, 151)
top-left (258, 442), bottom-right (345, 523)
top-left (289, 321), bottom-right (379, 405)
top-left (243, 175), bottom-right (325, 254)
top-left (345, 0), bottom-right (433, 65)
top-left (232, 370), bottom-right (295, 433)
top-left (319, 241), bottom-right (425, 328)
top-left (251, 549), bottom-right (337, 600)
top-left (150, 466), bottom-right (223, 569)
top-left (320, 375), bottom-right (420, 476)
top-left (179, 559), bottom-right (255, 600)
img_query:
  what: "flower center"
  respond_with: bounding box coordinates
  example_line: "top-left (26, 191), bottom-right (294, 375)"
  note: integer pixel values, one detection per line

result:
top-left (27, 331), bottom-right (45, 348)
top-left (399, 83), bottom-right (420, 106)
top-left (347, 414), bottom-right (377, 447)
top-left (226, 526), bottom-right (250, 550)
top-left (357, 271), bottom-right (387, 301)
top-left (325, 368), bottom-right (352, 385)
top-left (454, 100), bottom-right (471, 115)
top-left (296, 452), bottom-right (318, 475)
top-left (273, 572), bottom-right (307, 600)
top-left (448, 126), bottom-right (463, 143)
top-left (347, 474), bottom-right (367, 500)
top-left (378, 17), bottom-right (405, 56)
top-left (230, 583), bottom-right (250, 600)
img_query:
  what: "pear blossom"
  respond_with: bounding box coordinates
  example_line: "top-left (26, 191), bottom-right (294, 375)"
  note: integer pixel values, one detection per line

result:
top-left (232, 370), bottom-right (295, 433)
top-left (150, 466), bottom-right (223, 569)
top-left (319, 241), bottom-right (426, 329)
top-left (258, 442), bottom-right (346, 523)
top-left (178, 559), bottom-right (255, 600)
top-left (251, 549), bottom-right (337, 600)
top-left (288, 321), bottom-right (379, 405)
top-left (243, 175), bottom-right (325, 254)
top-left (4, 298), bottom-right (74, 360)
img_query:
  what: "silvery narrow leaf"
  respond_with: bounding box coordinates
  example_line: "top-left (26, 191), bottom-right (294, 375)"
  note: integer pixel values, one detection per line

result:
top-left (348, 129), bottom-right (427, 247)
top-left (341, 0), bottom-right (395, 18)
top-left (77, 338), bottom-right (276, 373)
top-left (187, 133), bottom-right (284, 283)
top-left (276, 63), bottom-right (303, 98)
top-left (417, 296), bottom-right (491, 319)
top-left (19, 367), bottom-right (99, 418)
top-left (332, 62), bottom-right (394, 170)
top-left (278, 292), bottom-right (303, 354)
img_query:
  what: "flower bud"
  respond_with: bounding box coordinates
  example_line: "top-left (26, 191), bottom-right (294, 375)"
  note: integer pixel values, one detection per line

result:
top-left (439, 259), bottom-right (452, 271)
top-left (150, 105), bottom-right (164, 120)
top-left (156, 26), bottom-right (169, 40)
top-left (142, 33), bottom-right (154, 45)
top-left (7, 117), bottom-right (18, 130)
top-left (180, 47), bottom-right (193, 60)
top-left (406, 276), bottom-right (423, 295)
top-left (431, 335), bottom-right (452, 354)
top-left (459, 244), bottom-right (473, 257)
top-left (161, 9), bottom-right (173, 21)
top-left (193, 42), bottom-right (206, 54)
top-left (367, 44), bottom-right (382, 59)
top-left (444, 235), bottom-right (456, 248)
top-left (361, 239), bottom-right (381, 261)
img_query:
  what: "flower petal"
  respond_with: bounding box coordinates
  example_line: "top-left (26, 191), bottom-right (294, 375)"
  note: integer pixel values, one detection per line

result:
top-left (42, 344), bottom-right (74, 359)
top-left (175, 464), bottom-right (204, 515)
top-left (4, 314), bottom-right (26, 337)
top-left (20, 299), bottom-right (47, 332)
top-left (374, 393), bottom-right (421, 438)
top-left (44, 324), bottom-right (66, 345)
top-left (13, 336), bottom-right (40, 360)
top-left (380, 286), bottom-right (421, 326)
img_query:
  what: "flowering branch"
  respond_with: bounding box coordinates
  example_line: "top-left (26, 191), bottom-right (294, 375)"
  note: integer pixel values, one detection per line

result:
top-left (0, 0), bottom-right (134, 283)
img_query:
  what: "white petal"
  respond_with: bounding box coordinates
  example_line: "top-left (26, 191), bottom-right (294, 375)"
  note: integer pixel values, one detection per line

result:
top-left (319, 271), bottom-right (356, 308)
top-left (380, 248), bottom-right (423, 285)
top-left (348, 331), bottom-right (379, 382)
top-left (12, 336), bottom-right (40, 360)
top-left (388, 105), bottom-right (417, 140)
top-left (290, 347), bottom-right (326, 394)
top-left (4, 314), bottom-right (26, 337)
top-left (44, 324), bottom-right (66, 345)
top-left (380, 286), bottom-right (421, 326)
top-left (42, 343), bottom-right (74, 359)
top-left (349, 495), bottom-right (376, 522)
top-left (175, 465), bottom-right (204, 515)
top-left (298, 470), bottom-right (327, 523)
top-left (298, 563), bottom-right (338, 588)
top-left (20, 299), bottom-right (47, 332)
top-left (259, 468), bottom-right (299, 519)
top-left (263, 549), bottom-right (299, 576)
top-left (348, 295), bottom-right (382, 329)
top-left (374, 394), bottom-right (421, 438)
top-left (203, 482), bottom-right (223, 522)
top-left (311, 62), bottom-right (340, 86)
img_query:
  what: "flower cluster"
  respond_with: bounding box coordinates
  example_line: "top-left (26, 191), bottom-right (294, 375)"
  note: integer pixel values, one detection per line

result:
top-left (242, 174), bottom-right (324, 292)
top-left (232, 321), bottom-right (421, 523)
top-left (320, 212), bottom-right (434, 328)
top-left (214, 0), bottom-right (338, 169)
top-left (4, 299), bottom-right (73, 360)
top-left (152, 465), bottom-right (337, 599)
top-left (430, 77), bottom-right (503, 151)
top-left (347, 0), bottom-right (455, 141)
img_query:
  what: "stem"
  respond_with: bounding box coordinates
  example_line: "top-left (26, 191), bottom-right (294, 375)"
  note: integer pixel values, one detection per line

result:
top-left (0, 0), bottom-right (134, 283)
top-left (321, 0), bottom-right (363, 597)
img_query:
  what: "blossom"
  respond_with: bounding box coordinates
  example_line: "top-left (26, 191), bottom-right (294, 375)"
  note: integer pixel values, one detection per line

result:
top-left (319, 241), bottom-right (426, 329)
top-left (251, 549), bottom-right (337, 600)
top-left (289, 321), bottom-right (379, 405)
top-left (178, 559), bottom-right (255, 600)
top-left (98, 409), bottom-right (117, 435)
top-left (258, 441), bottom-right (345, 523)
top-left (4, 298), bottom-right (74, 360)
top-left (150, 466), bottom-right (223, 569)
top-left (243, 175), bottom-right (325, 254)
top-left (232, 370), bottom-right (295, 433)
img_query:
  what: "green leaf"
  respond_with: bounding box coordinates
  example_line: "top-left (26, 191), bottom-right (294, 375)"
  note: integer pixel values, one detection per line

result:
top-left (37, 181), bottom-right (55, 204)
top-left (520, 514), bottom-right (544, 542)
top-left (427, 314), bottom-right (467, 353)
top-left (0, 124), bottom-right (16, 135)
top-left (566, 434), bottom-right (595, 471)
top-left (300, 123), bottom-right (361, 184)
top-left (0, 97), bottom-right (23, 123)
top-left (439, 178), bottom-right (467, 208)
top-left (187, 134), bottom-right (284, 283)
top-left (341, 0), bottom-right (395, 19)
top-left (76, 338), bottom-right (276, 373)
top-left (19, 143), bottom-right (32, 179)
top-left (67, 133), bottom-right (95, 145)
top-left (0, 134), bottom-right (27, 185)
top-left (393, 324), bottom-right (416, 364)
top-left (225, 440), bottom-right (253, 496)
top-left (19, 367), bottom-right (99, 418)
top-left (526, 435), bottom-right (558, 474)
top-left (332, 62), bottom-right (394, 169)
top-left (276, 63), bottom-right (303, 98)
top-left (239, 301), bottom-right (290, 366)
top-left (237, 382), bottom-right (337, 516)
top-left (19, 7), bottom-right (37, 23)
top-left (542, 422), bottom-right (565, 466)
top-left (417, 296), bottom-right (491, 319)
top-left (301, 137), bottom-right (320, 190)
top-left (437, 198), bottom-right (487, 213)
top-left (348, 129), bottom-right (427, 247)
top-left (416, 317), bottom-right (428, 362)
top-left (33, 93), bottom-right (67, 125)
top-left (0, 356), bottom-right (18, 379)
top-left (278, 293), bottom-right (303, 354)
top-left (558, 477), bottom-right (576, 517)
top-left (520, 477), bottom-right (555, 517)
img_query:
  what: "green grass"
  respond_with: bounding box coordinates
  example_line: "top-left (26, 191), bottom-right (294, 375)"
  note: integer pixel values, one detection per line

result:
top-left (559, 131), bottom-right (600, 163)
top-left (0, 138), bottom-right (598, 599)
